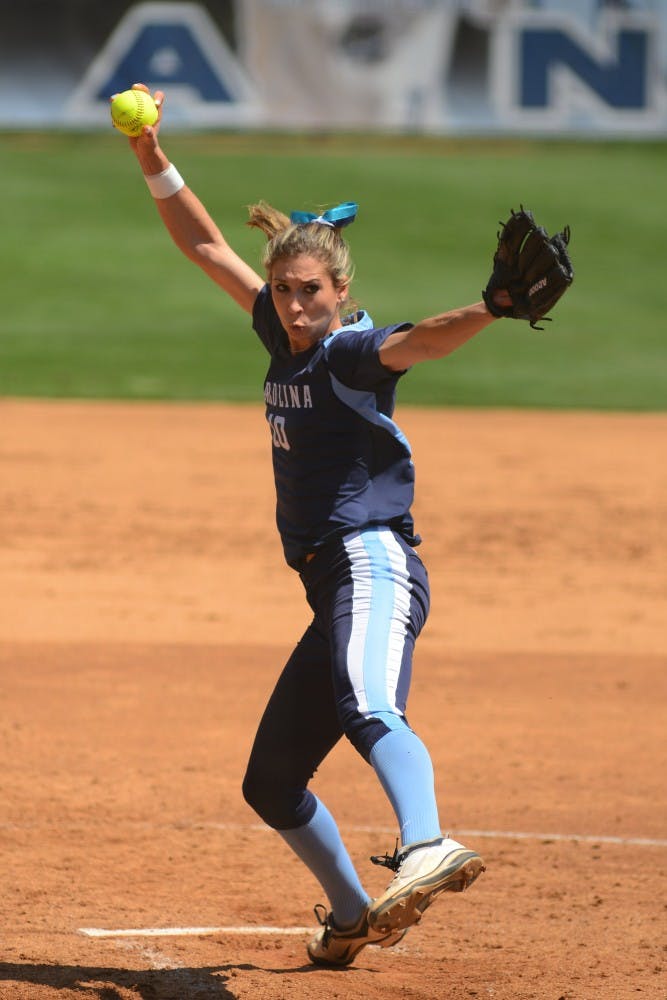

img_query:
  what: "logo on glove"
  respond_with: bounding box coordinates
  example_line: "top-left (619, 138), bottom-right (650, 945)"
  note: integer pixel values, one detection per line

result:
top-left (528, 277), bottom-right (548, 297)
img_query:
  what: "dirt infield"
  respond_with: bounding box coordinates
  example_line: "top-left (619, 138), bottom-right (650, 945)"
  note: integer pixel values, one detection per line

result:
top-left (1, 399), bottom-right (665, 1000)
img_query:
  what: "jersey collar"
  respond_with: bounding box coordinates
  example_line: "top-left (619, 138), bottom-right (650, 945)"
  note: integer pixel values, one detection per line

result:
top-left (325, 310), bottom-right (374, 343)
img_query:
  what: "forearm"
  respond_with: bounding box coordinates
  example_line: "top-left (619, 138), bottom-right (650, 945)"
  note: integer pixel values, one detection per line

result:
top-left (412, 302), bottom-right (497, 358)
top-left (132, 144), bottom-right (228, 263)
top-left (380, 301), bottom-right (498, 371)
top-left (152, 183), bottom-right (229, 265)
top-left (131, 135), bottom-right (261, 309)
top-left (148, 178), bottom-right (261, 308)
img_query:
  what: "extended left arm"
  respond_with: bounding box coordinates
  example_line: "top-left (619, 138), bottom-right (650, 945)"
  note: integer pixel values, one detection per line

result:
top-left (378, 300), bottom-right (502, 372)
top-left (379, 205), bottom-right (574, 372)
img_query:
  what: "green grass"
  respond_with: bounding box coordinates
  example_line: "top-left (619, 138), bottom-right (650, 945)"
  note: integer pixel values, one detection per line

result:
top-left (1, 131), bottom-right (665, 409)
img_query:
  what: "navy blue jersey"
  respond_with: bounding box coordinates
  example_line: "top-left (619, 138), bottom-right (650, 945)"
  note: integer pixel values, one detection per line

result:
top-left (252, 284), bottom-right (420, 568)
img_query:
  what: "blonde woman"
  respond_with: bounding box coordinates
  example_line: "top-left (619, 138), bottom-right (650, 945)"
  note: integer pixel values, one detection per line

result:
top-left (122, 85), bottom-right (503, 968)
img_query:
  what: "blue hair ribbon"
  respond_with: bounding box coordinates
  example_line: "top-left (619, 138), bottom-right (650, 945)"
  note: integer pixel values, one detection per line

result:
top-left (290, 201), bottom-right (358, 229)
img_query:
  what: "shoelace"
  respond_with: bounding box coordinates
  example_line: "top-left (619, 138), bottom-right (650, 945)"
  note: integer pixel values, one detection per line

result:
top-left (313, 903), bottom-right (333, 946)
top-left (370, 839), bottom-right (402, 873)
top-left (370, 834), bottom-right (449, 873)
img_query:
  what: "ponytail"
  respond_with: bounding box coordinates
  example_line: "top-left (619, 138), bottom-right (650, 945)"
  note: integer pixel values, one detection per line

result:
top-left (246, 200), bottom-right (357, 310)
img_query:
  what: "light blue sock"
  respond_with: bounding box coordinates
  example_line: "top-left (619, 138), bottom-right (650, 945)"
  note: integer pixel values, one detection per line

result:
top-left (278, 798), bottom-right (370, 927)
top-left (370, 725), bottom-right (442, 847)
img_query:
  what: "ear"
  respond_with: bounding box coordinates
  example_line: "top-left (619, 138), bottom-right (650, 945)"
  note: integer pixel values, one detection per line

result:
top-left (337, 277), bottom-right (350, 303)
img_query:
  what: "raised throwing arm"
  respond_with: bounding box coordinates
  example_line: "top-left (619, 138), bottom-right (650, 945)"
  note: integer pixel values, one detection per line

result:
top-left (124, 85), bottom-right (265, 315)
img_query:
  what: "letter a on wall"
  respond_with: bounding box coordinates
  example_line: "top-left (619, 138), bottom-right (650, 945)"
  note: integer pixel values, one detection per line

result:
top-left (66, 2), bottom-right (261, 127)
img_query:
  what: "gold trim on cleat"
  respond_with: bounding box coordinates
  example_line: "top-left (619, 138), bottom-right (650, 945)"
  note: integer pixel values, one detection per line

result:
top-left (369, 847), bottom-right (486, 934)
top-left (307, 903), bottom-right (407, 967)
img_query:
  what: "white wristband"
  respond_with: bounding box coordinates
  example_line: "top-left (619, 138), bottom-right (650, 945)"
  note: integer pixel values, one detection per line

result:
top-left (144, 163), bottom-right (185, 199)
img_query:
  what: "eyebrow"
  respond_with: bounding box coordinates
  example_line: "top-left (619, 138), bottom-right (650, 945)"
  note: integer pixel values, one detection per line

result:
top-left (272, 275), bottom-right (323, 284)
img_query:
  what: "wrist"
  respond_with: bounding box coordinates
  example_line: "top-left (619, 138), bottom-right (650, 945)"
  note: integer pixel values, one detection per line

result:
top-left (134, 144), bottom-right (168, 173)
top-left (133, 131), bottom-right (168, 176)
top-left (144, 162), bottom-right (185, 199)
top-left (482, 289), bottom-right (508, 319)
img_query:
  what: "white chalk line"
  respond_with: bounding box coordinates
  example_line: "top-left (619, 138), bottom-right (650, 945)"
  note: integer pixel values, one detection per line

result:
top-left (171, 823), bottom-right (667, 848)
top-left (82, 926), bottom-right (312, 939)
top-left (76, 825), bottom-right (666, 941)
top-left (456, 828), bottom-right (667, 847)
top-left (4, 820), bottom-right (665, 847)
top-left (77, 825), bottom-right (666, 941)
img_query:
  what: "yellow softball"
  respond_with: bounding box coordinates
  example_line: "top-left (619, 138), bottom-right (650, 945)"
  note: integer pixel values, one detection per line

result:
top-left (110, 89), bottom-right (158, 137)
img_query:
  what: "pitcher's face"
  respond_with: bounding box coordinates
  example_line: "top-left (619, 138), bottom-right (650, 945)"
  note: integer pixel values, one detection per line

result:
top-left (270, 254), bottom-right (348, 353)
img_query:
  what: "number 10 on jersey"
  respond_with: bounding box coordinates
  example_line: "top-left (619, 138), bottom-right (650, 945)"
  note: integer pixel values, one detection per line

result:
top-left (268, 413), bottom-right (290, 451)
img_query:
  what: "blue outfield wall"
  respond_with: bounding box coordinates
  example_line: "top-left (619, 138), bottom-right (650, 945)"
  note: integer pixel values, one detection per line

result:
top-left (1, 1), bottom-right (667, 136)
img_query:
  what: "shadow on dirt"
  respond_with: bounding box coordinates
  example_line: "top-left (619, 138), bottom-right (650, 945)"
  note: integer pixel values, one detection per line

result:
top-left (0, 959), bottom-right (333, 998)
top-left (0, 962), bottom-right (237, 998)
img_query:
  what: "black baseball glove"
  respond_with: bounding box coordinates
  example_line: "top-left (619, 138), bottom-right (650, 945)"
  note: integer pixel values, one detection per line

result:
top-left (482, 207), bottom-right (574, 329)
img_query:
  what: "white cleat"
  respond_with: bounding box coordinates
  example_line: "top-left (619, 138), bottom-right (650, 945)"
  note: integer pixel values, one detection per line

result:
top-left (367, 836), bottom-right (486, 934)
top-left (307, 902), bottom-right (407, 967)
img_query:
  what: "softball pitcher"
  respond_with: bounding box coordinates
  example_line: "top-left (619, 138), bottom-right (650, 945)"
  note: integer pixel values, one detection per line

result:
top-left (120, 85), bottom-right (571, 968)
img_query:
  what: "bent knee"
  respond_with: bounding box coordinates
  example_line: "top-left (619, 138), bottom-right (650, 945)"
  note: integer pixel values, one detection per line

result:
top-left (242, 768), bottom-right (314, 830)
top-left (241, 770), bottom-right (273, 819)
